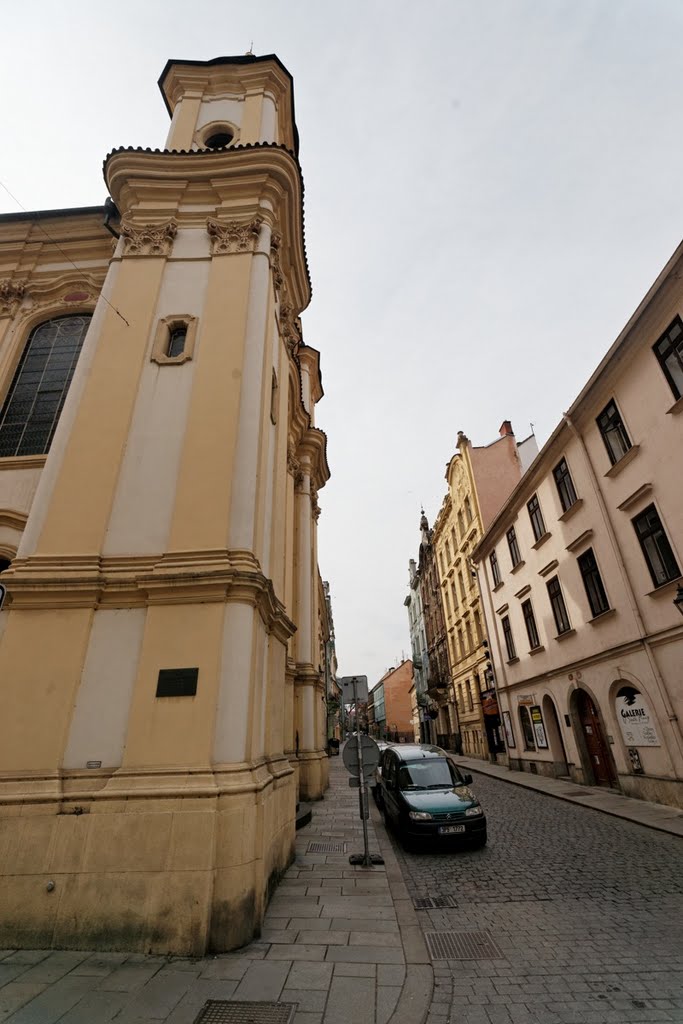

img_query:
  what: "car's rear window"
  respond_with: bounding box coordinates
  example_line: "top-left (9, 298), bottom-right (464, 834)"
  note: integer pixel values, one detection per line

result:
top-left (398, 759), bottom-right (457, 790)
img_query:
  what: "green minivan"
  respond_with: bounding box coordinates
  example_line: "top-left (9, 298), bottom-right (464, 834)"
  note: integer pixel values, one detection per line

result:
top-left (377, 744), bottom-right (487, 847)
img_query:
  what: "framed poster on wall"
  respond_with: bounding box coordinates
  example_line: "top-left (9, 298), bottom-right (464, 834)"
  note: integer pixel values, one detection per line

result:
top-left (530, 705), bottom-right (548, 749)
top-left (502, 710), bottom-right (515, 749)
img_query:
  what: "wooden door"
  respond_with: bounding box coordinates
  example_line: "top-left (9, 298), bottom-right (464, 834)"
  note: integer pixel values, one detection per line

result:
top-left (577, 691), bottom-right (615, 786)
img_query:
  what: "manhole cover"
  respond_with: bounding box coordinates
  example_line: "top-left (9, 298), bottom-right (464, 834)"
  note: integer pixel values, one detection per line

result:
top-left (424, 931), bottom-right (503, 960)
top-left (307, 841), bottom-right (347, 854)
top-left (194, 1002), bottom-right (298, 1024)
top-left (413, 895), bottom-right (457, 910)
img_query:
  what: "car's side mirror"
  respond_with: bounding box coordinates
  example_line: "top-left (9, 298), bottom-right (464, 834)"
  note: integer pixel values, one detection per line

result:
top-left (461, 773), bottom-right (473, 785)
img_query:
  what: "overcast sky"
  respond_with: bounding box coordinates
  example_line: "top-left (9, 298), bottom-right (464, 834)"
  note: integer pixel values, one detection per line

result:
top-left (2, 1), bottom-right (682, 686)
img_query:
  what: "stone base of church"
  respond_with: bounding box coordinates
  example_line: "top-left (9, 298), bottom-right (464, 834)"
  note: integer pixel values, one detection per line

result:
top-left (0, 759), bottom-right (296, 955)
top-left (296, 750), bottom-right (330, 801)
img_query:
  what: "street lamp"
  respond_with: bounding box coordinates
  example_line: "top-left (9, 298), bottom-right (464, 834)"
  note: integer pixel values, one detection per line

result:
top-left (674, 584), bottom-right (683, 617)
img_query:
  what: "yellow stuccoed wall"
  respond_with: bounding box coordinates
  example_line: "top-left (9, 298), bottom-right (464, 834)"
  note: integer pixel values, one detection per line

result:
top-left (0, 55), bottom-right (329, 954)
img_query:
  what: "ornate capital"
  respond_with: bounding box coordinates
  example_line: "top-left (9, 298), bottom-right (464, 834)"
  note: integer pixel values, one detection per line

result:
top-left (287, 442), bottom-right (300, 477)
top-left (207, 216), bottom-right (263, 255)
top-left (270, 232), bottom-right (284, 293)
top-left (120, 219), bottom-right (177, 257)
top-left (280, 302), bottom-right (302, 356)
top-left (0, 280), bottom-right (26, 318)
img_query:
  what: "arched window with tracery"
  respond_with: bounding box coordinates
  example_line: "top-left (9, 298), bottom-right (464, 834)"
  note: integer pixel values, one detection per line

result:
top-left (0, 315), bottom-right (91, 458)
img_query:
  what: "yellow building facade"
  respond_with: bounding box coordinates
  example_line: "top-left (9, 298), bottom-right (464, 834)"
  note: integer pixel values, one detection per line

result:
top-left (0, 54), bottom-right (329, 954)
top-left (433, 425), bottom-right (536, 758)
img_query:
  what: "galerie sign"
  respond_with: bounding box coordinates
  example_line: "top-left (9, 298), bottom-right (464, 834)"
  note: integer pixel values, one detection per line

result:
top-left (615, 687), bottom-right (660, 747)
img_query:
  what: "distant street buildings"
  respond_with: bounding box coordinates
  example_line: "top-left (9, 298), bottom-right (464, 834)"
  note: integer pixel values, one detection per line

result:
top-left (474, 243), bottom-right (683, 808)
top-left (368, 660), bottom-right (414, 742)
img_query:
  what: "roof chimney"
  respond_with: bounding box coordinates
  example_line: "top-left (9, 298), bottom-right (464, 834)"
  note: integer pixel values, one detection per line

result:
top-left (499, 420), bottom-right (514, 437)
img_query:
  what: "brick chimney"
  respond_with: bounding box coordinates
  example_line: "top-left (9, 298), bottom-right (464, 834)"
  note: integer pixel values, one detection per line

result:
top-left (499, 420), bottom-right (514, 437)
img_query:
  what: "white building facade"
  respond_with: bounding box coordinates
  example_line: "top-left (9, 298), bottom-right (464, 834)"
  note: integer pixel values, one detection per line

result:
top-left (474, 242), bottom-right (683, 809)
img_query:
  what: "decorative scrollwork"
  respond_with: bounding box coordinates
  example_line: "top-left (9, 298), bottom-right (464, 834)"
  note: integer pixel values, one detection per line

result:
top-left (311, 487), bottom-right (321, 521)
top-left (0, 280), bottom-right (26, 318)
top-left (207, 216), bottom-right (263, 255)
top-left (270, 232), bottom-right (284, 293)
top-left (287, 442), bottom-right (301, 477)
top-left (280, 302), bottom-right (302, 356)
top-left (121, 219), bottom-right (177, 257)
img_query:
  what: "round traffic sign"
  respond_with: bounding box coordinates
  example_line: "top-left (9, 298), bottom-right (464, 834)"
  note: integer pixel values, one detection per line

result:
top-left (342, 735), bottom-right (380, 778)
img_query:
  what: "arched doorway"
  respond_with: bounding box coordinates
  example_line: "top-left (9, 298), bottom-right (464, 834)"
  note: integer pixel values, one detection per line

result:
top-left (542, 695), bottom-right (568, 776)
top-left (573, 689), bottom-right (618, 787)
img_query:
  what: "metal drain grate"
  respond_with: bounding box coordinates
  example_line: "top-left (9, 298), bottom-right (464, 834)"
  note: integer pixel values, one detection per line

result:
top-left (307, 841), bottom-right (347, 854)
top-left (425, 930), bottom-right (503, 960)
top-left (413, 895), bottom-right (457, 910)
top-left (193, 1001), bottom-right (298, 1024)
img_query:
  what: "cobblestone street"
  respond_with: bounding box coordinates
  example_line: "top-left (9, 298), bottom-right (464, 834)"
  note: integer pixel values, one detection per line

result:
top-left (389, 770), bottom-right (683, 1024)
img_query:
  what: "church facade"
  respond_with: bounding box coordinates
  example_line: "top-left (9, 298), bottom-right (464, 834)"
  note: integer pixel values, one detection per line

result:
top-left (0, 54), bottom-right (330, 954)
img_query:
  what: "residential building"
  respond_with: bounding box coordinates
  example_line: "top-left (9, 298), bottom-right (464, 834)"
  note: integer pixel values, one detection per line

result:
top-left (433, 423), bottom-right (537, 758)
top-left (322, 580), bottom-right (341, 741)
top-left (417, 512), bottom-right (452, 745)
top-left (404, 556), bottom-right (432, 741)
top-left (370, 661), bottom-right (414, 742)
top-left (474, 242), bottom-right (683, 809)
top-left (0, 53), bottom-right (331, 953)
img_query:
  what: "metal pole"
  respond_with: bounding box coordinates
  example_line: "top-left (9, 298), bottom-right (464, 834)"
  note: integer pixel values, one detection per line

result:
top-left (353, 677), bottom-right (371, 866)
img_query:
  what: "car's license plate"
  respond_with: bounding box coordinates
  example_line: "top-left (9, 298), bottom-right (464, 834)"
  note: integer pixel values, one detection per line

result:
top-left (438, 824), bottom-right (466, 835)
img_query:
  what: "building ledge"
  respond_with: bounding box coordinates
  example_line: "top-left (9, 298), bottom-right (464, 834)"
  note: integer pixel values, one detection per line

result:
top-left (587, 607), bottom-right (616, 625)
top-left (506, 657), bottom-right (520, 666)
top-left (666, 395), bottom-right (683, 416)
top-left (510, 560), bottom-right (526, 575)
top-left (558, 498), bottom-right (583, 523)
top-left (532, 531), bottom-right (551, 550)
top-left (495, 602), bottom-right (509, 616)
top-left (554, 628), bottom-right (576, 642)
top-left (566, 529), bottom-right (594, 553)
top-left (492, 580), bottom-right (504, 593)
top-left (538, 559), bottom-right (559, 578)
top-left (618, 483), bottom-right (652, 512)
top-left (528, 645), bottom-right (545, 656)
top-left (514, 584), bottom-right (531, 600)
top-left (604, 444), bottom-right (640, 478)
top-left (646, 575), bottom-right (683, 599)
top-left (0, 455), bottom-right (47, 471)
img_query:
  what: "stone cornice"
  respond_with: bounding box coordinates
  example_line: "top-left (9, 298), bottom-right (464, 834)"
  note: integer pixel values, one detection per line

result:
top-left (0, 508), bottom-right (28, 532)
top-left (297, 426), bottom-right (330, 491)
top-left (1, 548), bottom-right (296, 640)
top-left (104, 145), bottom-right (311, 312)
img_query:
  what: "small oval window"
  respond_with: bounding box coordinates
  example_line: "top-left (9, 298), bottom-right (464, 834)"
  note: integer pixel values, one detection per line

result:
top-left (204, 131), bottom-right (233, 150)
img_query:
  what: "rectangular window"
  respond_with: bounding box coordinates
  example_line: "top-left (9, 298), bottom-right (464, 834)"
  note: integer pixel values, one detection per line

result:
top-left (577, 548), bottom-right (610, 617)
top-left (458, 571), bottom-right (466, 602)
top-left (547, 576), bottom-right (571, 635)
top-left (653, 315), bottom-right (683, 399)
top-left (501, 615), bottom-right (516, 660)
top-left (596, 399), bottom-right (631, 465)
top-left (491, 548), bottom-right (501, 589)
top-left (507, 526), bottom-right (521, 567)
top-left (521, 599), bottom-right (540, 649)
top-left (553, 457), bottom-right (578, 513)
top-left (451, 581), bottom-right (458, 609)
top-left (467, 680), bottom-right (474, 711)
top-left (527, 494), bottom-right (546, 542)
top-left (632, 504), bottom-right (680, 588)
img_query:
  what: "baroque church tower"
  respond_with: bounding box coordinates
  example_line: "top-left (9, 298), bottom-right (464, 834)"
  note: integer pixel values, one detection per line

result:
top-left (0, 54), bottom-right (329, 954)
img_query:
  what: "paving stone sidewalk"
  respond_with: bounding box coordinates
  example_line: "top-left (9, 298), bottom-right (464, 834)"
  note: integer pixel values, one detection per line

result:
top-left (0, 754), bottom-right (432, 1024)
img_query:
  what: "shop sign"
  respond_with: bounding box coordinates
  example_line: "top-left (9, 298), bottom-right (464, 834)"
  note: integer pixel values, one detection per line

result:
top-left (529, 705), bottom-right (548, 749)
top-left (517, 694), bottom-right (535, 706)
top-left (615, 687), bottom-right (660, 747)
top-left (481, 688), bottom-right (499, 717)
top-left (502, 710), bottom-right (515, 749)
